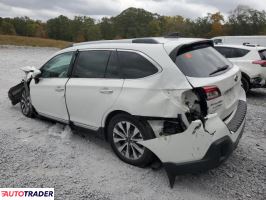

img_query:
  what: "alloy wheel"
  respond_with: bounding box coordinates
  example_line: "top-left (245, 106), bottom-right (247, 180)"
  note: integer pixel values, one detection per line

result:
top-left (20, 90), bottom-right (31, 115)
top-left (113, 121), bottom-right (145, 160)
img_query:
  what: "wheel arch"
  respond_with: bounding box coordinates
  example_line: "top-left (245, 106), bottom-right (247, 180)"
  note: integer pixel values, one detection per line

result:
top-left (102, 110), bottom-right (132, 141)
top-left (241, 72), bottom-right (250, 83)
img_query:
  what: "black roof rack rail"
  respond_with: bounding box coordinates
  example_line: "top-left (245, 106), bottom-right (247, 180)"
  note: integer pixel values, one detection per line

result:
top-left (164, 32), bottom-right (180, 38)
top-left (132, 38), bottom-right (159, 44)
top-left (243, 42), bottom-right (259, 47)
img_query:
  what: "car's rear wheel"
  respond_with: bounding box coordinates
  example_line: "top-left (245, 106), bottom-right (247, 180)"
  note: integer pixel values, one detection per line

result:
top-left (20, 89), bottom-right (35, 118)
top-left (107, 114), bottom-right (154, 167)
top-left (241, 77), bottom-right (250, 93)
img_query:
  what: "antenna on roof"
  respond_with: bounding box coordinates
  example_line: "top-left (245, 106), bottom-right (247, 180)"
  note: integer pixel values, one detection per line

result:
top-left (164, 32), bottom-right (180, 38)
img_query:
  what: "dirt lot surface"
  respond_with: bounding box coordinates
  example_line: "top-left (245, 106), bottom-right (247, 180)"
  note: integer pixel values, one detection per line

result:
top-left (0, 46), bottom-right (265, 200)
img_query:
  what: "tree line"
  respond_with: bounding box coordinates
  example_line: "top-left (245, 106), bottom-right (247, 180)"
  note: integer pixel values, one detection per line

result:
top-left (0, 5), bottom-right (266, 42)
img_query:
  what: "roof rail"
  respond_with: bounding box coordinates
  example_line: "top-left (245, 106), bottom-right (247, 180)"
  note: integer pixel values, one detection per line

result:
top-left (73, 39), bottom-right (133, 46)
top-left (73, 38), bottom-right (160, 46)
top-left (132, 38), bottom-right (159, 44)
top-left (243, 42), bottom-right (260, 47)
top-left (164, 32), bottom-right (180, 38)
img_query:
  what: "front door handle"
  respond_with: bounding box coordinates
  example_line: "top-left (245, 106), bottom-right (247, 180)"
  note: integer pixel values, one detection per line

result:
top-left (100, 88), bottom-right (113, 94)
top-left (55, 87), bottom-right (65, 92)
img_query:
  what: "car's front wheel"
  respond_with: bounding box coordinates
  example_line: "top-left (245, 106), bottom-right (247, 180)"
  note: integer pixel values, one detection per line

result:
top-left (20, 89), bottom-right (35, 118)
top-left (108, 114), bottom-right (154, 167)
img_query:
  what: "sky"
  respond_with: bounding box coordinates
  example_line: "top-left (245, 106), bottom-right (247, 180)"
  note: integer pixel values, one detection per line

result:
top-left (0, 0), bottom-right (265, 21)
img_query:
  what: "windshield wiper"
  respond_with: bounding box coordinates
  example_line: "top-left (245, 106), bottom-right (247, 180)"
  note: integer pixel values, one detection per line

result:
top-left (209, 65), bottom-right (229, 76)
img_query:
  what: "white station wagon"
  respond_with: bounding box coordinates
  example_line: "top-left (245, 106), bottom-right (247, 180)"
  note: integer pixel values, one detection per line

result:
top-left (214, 44), bottom-right (266, 92)
top-left (9, 37), bottom-right (247, 187)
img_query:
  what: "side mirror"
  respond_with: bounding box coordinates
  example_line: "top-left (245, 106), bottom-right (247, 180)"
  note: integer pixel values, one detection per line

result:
top-left (32, 69), bottom-right (41, 84)
top-left (32, 69), bottom-right (41, 78)
top-left (21, 66), bottom-right (41, 83)
top-left (31, 68), bottom-right (41, 84)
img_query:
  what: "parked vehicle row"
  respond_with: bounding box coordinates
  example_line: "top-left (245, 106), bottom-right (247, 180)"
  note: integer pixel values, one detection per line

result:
top-left (9, 37), bottom-right (247, 187)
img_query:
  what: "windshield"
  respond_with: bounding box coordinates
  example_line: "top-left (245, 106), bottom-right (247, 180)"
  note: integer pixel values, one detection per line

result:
top-left (175, 44), bottom-right (232, 77)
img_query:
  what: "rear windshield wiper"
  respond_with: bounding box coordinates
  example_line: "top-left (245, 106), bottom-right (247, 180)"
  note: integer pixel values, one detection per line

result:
top-left (209, 65), bottom-right (229, 76)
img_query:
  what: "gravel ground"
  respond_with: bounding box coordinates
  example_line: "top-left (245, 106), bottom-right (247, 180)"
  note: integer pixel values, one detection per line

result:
top-left (0, 45), bottom-right (265, 200)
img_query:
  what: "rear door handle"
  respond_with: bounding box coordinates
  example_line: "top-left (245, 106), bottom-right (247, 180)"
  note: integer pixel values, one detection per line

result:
top-left (55, 87), bottom-right (65, 92)
top-left (100, 88), bottom-right (113, 94)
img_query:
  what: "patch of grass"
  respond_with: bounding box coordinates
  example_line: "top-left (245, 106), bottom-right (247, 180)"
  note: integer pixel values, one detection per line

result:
top-left (0, 35), bottom-right (72, 49)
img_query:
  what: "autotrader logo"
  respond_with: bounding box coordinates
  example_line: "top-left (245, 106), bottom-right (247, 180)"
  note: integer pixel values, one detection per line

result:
top-left (0, 188), bottom-right (54, 199)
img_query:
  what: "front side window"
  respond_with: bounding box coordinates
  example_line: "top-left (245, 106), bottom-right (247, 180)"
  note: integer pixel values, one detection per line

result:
top-left (41, 52), bottom-right (73, 78)
top-left (118, 51), bottom-right (158, 79)
top-left (72, 50), bottom-right (110, 78)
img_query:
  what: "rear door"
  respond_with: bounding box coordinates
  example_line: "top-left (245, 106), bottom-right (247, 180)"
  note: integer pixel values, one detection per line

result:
top-left (66, 50), bottom-right (124, 129)
top-left (174, 43), bottom-right (242, 120)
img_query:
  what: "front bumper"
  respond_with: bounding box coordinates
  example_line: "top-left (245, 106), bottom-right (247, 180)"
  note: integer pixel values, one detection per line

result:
top-left (139, 100), bottom-right (247, 187)
top-left (8, 81), bottom-right (24, 105)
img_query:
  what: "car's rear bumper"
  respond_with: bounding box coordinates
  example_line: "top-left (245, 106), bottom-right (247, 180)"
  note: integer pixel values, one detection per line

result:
top-left (139, 97), bottom-right (247, 187)
top-left (164, 120), bottom-right (245, 187)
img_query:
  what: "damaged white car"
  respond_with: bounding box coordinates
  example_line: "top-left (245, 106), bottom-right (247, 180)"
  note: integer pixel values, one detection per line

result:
top-left (8, 37), bottom-right (247, 187)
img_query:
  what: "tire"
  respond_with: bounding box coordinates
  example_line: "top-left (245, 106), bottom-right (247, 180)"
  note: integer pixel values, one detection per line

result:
top-left (241, 77), bottom-right (250, 93)
top-left (107, 114), bottom-right (154, 167)
top-left (20, 89), bottom-right (35, 118)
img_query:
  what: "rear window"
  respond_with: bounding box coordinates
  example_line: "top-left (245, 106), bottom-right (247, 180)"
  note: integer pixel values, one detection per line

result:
top-left (259, 50), bottom-right (266, 60)
top-left (175, 44), bottom-right (232, 77)
top-left (214, 47), bottom-right (250, 58)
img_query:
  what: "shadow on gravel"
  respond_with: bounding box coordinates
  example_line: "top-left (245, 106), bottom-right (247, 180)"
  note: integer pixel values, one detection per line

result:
top-left (246, 88), bottom-right (266, 106)
top-left (72, 128), bottom-right (111, 151)
top-left (247, 89), bottom-right (266, 98)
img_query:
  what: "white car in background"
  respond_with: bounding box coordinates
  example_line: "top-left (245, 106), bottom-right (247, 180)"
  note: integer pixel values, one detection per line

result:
top-left (8, 37), bottom-right (247, 187)
top-left (214, 44), bottom-right (266, 92)
top-left (212, 36), bottom-right (266, 47)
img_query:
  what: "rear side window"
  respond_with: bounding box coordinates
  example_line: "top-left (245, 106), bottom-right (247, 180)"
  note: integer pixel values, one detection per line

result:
top-left (72, 50), bottom-right (110, 78)
top-left (118, 51), bottom-right (158, 79)
top-left (175, 44), bottom-right (232, 77)
top-left (259, 50), bottom-right (266, 60)
top-left (215, 47), bottom-right (250, 58)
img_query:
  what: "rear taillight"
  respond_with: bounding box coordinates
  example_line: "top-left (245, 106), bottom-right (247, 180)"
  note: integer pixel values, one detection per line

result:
top-left (252, 60), bottom-right (266, 67)
top-left (203, 86), bottom-right (221, 100)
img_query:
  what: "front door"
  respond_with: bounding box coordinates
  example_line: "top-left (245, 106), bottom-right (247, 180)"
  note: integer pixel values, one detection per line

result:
top-left (30, 52), bottom-right (74, 122)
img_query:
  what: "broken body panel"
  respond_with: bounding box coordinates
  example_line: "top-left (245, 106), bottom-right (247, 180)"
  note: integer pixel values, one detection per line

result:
top-left (8, 67), bottom-right (35, 105)
top-left (139, 88), bottom-right (246, 187)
